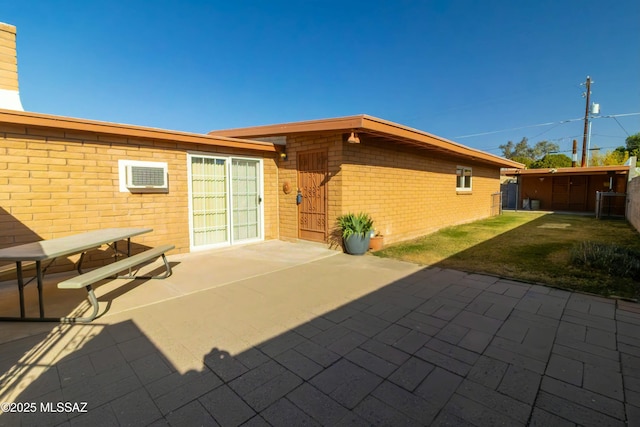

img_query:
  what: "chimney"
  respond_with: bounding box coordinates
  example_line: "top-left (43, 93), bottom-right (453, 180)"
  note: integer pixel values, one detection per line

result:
top-left (0, 22), bottom-right (24, 111)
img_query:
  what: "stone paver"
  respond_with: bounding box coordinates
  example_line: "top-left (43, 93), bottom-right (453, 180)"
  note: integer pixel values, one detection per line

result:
top-left (1, 241), bottom-right (639, 426)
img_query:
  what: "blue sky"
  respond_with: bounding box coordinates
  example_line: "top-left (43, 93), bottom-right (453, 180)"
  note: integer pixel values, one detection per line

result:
top-left (1, 0), bottom-right (639, 157)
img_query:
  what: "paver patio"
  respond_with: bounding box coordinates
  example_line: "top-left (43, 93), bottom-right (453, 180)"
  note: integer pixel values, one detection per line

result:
top-left (1, 240), bottom-right (639, 426)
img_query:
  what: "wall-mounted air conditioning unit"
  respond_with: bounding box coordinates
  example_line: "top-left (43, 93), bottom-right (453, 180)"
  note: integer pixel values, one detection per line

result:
top-left (126, 164), bottom-right (167, 189)
top-left (118, 160), bottom-right (168, 192)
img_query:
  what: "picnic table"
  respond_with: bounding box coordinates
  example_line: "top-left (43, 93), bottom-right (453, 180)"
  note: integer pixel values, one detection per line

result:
top-left (0, 227), bottom-right (156, 322)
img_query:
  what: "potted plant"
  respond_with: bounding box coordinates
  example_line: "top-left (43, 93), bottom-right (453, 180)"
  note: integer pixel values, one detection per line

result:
top-left (337, 212), bottom-right (374, 255)
top-left (369, 230), bottom-right (384, 251)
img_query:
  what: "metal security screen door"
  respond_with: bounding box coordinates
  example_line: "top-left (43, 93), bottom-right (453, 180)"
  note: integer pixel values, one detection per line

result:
top-left (189, 155), bottom-right (262, 249)
top-left (297, 150), bottom-right (328, 242)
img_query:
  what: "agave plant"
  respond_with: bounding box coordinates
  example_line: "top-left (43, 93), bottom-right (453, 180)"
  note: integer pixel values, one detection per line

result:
top-left (337, 212), bottom-right (374, 239)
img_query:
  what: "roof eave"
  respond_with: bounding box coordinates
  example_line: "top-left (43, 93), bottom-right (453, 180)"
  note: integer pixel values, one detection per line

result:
top-left (0, 108), bottom-right (278, 153)
top-left (209, 115), bottom-right (368, 138)
top-left (504, 165), bottom-right (630, 176)
top-left (210, 114), bottom-right (522, 168)
top-left (359, 116), bottom-right (523, 168)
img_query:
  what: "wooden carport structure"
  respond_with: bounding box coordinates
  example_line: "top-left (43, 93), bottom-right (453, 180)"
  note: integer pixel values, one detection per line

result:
top-left (504, 165), bottom-right (630, 215)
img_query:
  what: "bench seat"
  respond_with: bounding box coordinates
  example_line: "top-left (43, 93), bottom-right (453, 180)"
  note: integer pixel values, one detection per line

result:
top-left (57, 244), bottom-right (174, 322)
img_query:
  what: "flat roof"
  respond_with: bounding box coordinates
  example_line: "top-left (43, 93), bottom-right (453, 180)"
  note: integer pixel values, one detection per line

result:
top-left (504, 165), bottom-right (630, 176)
top-left (0, 108), bottom-right (278, 153)
top-left (210, 114), bottom-right (523, 168)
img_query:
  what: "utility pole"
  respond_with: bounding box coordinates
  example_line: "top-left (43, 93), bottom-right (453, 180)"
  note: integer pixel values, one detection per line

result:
top-left (580, 76), bottom-right (591, 167)
top-left (572, 139), bottom-right (577, 167)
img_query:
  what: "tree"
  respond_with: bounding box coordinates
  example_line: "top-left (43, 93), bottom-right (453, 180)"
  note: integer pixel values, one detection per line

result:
top-left (531, 154), bottom-right (572, 168)
top-left (625, 133), bottom-right (640, 157)
top-left (531, 141), bottom-right (560, 159)
top-left (499, 137), bottom-right (531, 159)
top-left (511, 156), bottom-right (533, 168)
top-left (603, 150), bottom-right (629, 165)
top-left (589, 148), bottom-right (629, 166)
top-left (499, 137), bottom-right (560, 166)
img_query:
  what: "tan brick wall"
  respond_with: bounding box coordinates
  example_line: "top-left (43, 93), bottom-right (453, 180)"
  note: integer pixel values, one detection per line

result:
top-left (1, 124), bottom-right (278, 270)
top-left (627, 175), bottom-right (640, 233)
top-left (341, 140), bottom-right (500, 244)
top-left (0, 23), bottom-right (19, 92)
top-left (276, 132), bottom-right (502, 246)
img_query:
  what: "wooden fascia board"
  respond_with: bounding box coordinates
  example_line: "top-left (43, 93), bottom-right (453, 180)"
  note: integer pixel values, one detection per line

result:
top-left (0, 109), bottom-right (277, 152)
top-left (210, 113), bottom-right (521, 168)
top-left (360, 117), bottom-right (522, 168)
top-left (507, 166), bottom-right (630, 176)
top-left (210, 116), bottom-right (366, 137)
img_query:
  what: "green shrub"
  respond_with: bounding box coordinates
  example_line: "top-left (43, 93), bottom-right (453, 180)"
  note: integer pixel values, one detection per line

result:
top-left (570, 241), bottom-right (640, 280)
top-left (336, 212), bottom-right (374, 239)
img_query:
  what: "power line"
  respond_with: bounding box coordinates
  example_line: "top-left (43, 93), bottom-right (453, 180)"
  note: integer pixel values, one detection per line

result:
top-left (592, 133), bottom-right (630, 139)
top-left (611, 117), bottom-right (630, 136)
top-left (454, 117), bottom-right (582, 139)
top-left (528, 122), bottom-right (565, 140)
top-left (601, 112), bottom-right (640, 118)
top-left (479, 131), bottom-right (626, 154)
top-left (454, 112), bottom-right (640, 140)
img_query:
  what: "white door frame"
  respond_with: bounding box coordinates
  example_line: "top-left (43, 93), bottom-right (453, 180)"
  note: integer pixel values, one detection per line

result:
top-left (187, 152), bottom-right (264, 251)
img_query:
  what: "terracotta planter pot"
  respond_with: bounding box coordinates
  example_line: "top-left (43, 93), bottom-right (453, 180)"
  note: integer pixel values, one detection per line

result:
top-left (369, 236), bottom-right (384, 251)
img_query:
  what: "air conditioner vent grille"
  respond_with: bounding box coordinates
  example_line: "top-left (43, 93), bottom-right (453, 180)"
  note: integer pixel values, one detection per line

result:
top-left (130, 166), bottom-right (166, 187)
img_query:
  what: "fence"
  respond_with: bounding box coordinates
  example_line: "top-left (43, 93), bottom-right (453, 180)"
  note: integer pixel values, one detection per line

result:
top-left (500, 182), bottom-right (518, 209)
top-left (595, 192), bottom-right (627, 219)
top-left (627, 175), bottom-right (640, 232)
top-left (491, 192), bottom-right (502, 216)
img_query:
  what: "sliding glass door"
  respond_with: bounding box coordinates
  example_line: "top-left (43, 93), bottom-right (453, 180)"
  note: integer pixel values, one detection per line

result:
top-left (190, 157), bottom-right (228, 246)
top-left (189, 154), bottom-right (262, 250)
top-left (232, 159), bottom-right (261, 241)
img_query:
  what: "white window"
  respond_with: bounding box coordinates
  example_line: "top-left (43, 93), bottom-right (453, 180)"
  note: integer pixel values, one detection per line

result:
top-left (456, 166), bottom-right (472, 191)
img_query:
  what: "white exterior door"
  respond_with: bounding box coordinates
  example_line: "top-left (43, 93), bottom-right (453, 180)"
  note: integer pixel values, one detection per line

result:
top-left (188, 154), bottom-right (263, 250)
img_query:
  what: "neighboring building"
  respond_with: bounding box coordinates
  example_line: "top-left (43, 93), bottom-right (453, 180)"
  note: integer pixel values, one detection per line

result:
top-left (503, 165), bottom-right (630, 215)
top-left (211, 115), bottom-right (522, 245)
top-left (1, 21), bottom-right (522, 272)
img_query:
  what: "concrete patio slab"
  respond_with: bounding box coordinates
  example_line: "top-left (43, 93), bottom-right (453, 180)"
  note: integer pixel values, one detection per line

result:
top-left (1, 240), bottom-right (639, 426)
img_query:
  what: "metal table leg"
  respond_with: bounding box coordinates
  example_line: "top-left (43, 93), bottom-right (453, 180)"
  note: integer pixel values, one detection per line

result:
top-left (127, 238), bottom-right (132, 275)
top-left (36, 260), bottom-right (44, 318)
top-left (17, 261), bottom-right (25, 318)
top-left (77, 252), bottom-right (86, 274)
top-left (0, 259), bottom-right (60, 321)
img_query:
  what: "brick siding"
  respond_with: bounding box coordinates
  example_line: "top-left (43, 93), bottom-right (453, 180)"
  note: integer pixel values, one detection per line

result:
top-left (0, 124), bottom-right (278, 270)
top-left (1, 123), bottom-right (504, 272)
top-left (277, 132), bottom-right (501, 245)
top-left (0, 23), bottom-right (19, 92)
top-left (340, 139), bottom-right (500, 244)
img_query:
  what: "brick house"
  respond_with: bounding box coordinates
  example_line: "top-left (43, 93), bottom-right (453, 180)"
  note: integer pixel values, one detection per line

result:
top-left (0, 108), bottom-right (280, 260)
top-left (1, 21), bottom-right (521, 269)
top-left (212, 115), bottom-right (522, 245)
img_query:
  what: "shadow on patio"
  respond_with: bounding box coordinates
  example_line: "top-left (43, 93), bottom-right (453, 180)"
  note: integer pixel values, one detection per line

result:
top-left (1, 234), bottom-right (640, 426)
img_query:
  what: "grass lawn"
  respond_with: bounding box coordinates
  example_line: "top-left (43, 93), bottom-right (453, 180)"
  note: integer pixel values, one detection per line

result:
top-left (374, 212), bottom-right (640, 299)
